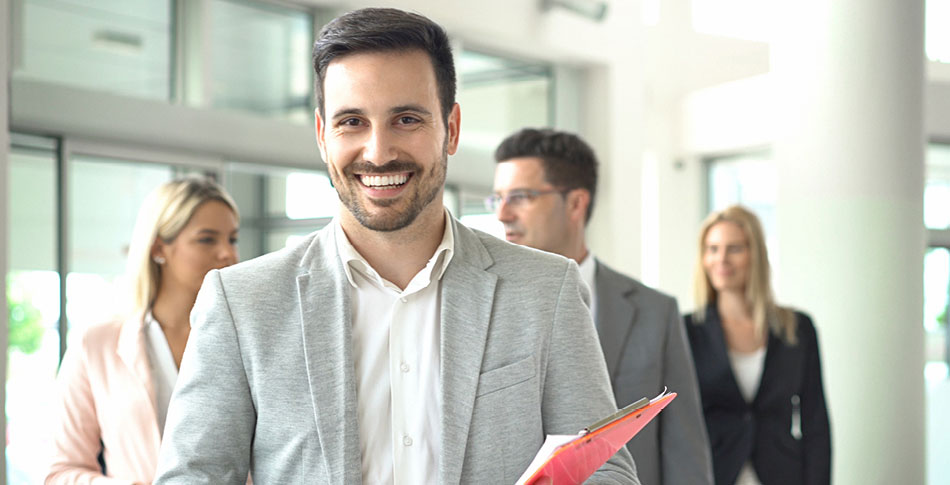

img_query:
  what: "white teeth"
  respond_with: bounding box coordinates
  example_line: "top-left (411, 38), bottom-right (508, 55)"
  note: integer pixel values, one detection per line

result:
top-left (361, 173), bottom-right (409, 187)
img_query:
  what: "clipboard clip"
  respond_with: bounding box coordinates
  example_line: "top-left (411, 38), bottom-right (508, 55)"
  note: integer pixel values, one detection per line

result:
top-left (581, 396), bottom-right (651, 435)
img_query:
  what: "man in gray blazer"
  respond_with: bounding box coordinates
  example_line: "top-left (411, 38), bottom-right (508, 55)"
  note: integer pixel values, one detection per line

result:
top-left (492, 128), bottom-right (713, 485)
top-left (154, 9), bottom-right (637, 485)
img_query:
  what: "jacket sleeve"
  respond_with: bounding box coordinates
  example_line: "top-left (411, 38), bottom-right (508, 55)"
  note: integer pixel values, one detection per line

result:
top-left (543, 261), bottom-right (640, 484)
top-left (659, 297), bottom-right (715, 485)
top-left (153, 270), bottom-right (255, 484)
top-left (800, 314), bottom-right (832, 484)
top-left (46, 334), bottom-right (132, 485)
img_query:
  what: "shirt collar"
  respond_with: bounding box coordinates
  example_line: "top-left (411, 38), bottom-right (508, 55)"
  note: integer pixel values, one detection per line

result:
top-left (334, 209), bottom-right (456, 290)
top-left (578, 251), bottom-right (596, 291)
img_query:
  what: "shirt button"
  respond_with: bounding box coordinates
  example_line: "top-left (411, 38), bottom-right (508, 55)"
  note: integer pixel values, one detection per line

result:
top-left (403, 435), bottom-right (413, 446)
top-left (400, 362), bottom-right (410, 373)
top-left (400, 297), bottom-right (408, 303)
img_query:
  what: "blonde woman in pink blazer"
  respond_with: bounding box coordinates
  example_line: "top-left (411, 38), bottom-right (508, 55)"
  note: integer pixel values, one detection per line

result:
top-left (47, 177), bottom-right (240, 485)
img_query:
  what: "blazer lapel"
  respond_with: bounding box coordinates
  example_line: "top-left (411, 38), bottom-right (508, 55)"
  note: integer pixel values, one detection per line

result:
top-left (593, 260), bottom-right (638, 380)
top-left (439, 220), bottom-right (497, 485)
top-left (705, 306), bottom-right (752, 409)
top-left (115, 314), bottom-right (161, 452)
top-left (297, 228), bottom-right (362, 483)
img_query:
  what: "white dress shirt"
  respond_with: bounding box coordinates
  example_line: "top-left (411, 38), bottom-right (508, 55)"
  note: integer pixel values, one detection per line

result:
top-left (578, 252), bottom-right (598, 321)
top-left (144, 311), bottom-right (179, 436)
top-left (334, 211), bottom-right (455, 485)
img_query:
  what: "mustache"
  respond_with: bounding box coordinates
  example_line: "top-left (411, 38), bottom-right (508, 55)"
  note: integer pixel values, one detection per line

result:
top-left (344, 160), bottom-right (421, 175)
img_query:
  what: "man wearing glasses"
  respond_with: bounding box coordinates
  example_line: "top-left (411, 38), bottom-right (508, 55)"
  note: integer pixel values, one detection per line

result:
top-left (492, 128), bottom-right (714, 485)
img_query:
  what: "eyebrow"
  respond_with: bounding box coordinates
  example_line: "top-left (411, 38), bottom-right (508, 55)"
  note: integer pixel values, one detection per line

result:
top-left (330, 104), bottom-right (433, 121)
top-left (195, 228), bottom-right (238, 235)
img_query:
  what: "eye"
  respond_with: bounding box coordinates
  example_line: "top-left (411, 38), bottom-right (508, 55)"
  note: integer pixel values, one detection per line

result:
top-left (229, 237), bottom-right (239, 245)
top-left (508, 192), bottom-right (531, 205)
top-left (338, 117), bottom-right (362, 127)
top-left (198, 237), bottom-right (215, 244)
top-left (396, 115), bottom-right (421, 125)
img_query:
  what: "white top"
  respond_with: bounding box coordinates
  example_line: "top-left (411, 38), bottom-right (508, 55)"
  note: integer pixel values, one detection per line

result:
top-left (728, 345), bottom-right (767, 485)
top-left (577, 252), bottom-right (598, 322)
top-left (728, 346), bottom-right (766, 403)
top-left (334, 212), bottom-right (455, 485)
top-left (144, 311), bottom-right (179, 436)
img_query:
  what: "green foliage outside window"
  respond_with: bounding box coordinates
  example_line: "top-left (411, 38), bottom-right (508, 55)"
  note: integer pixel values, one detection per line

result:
top-left (8, 294), bottom-right (45, 355)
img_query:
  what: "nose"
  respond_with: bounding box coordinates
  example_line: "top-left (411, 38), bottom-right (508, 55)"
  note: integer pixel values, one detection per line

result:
top-left (362, 126), bottom-right (396, 165)
top-left (495, 198), bottom-right (516, 223)
top-left (219, 243), bottom-right (239, 266)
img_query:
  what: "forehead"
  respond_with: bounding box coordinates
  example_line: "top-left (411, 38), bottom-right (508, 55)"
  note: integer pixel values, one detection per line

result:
top-left (494, 157), bottom-right (549, 189)
top-left (323, 49), bottom-right (439, 113)
top-left (705, 220), bottom-right (746, 243)
top-left (185, 200), bottom-right (237, 229)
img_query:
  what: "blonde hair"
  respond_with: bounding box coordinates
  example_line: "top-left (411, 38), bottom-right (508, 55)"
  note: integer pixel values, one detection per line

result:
top-left (126, 176), bottom-right (239, 315)
top-left (691, 205), bottom-right (797, 344)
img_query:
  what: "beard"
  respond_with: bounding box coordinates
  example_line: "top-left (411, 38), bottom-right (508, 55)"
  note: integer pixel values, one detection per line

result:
top-left (331, 142), bottom-right (447, 232)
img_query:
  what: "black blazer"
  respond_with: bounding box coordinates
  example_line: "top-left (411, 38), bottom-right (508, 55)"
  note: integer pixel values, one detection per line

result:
top-left (684, 306), bottom-right (831, 485)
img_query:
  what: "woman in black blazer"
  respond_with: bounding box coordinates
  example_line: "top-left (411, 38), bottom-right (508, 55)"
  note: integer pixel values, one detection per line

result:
top-left (684, 205), bottom-right (831, 485)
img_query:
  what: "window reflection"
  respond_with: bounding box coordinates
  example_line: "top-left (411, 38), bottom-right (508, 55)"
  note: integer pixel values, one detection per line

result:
top-left (16, 0), bottom-right (172, 99)
top-left (208, 0), bottom-right (313, 121)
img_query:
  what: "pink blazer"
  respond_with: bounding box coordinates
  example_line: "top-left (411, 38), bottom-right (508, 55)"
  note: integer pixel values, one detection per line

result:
top-left (47, 315), bottom-right (161, 485)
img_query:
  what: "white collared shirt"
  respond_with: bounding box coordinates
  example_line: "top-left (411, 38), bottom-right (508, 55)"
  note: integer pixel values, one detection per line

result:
top-left (578, 252), bottom-right (598, 322)
top-left (144, 311), bottom-right (179, 436)
top-left (334, 211), bottom-right (455, 485)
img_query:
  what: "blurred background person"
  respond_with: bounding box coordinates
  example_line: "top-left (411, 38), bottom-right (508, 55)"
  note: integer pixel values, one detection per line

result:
top-left (46, 177), bottom-right (240, 485)
top-left (684, 205), bottom-right (831, 485)
top-left (492, 127), bottom-right (713, 485)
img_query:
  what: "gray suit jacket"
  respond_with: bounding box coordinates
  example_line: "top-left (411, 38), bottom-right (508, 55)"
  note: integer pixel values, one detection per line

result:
top-left (154, 218), bottom-right (638, 484)
top-left (594, 260), bottom-right (713, 485)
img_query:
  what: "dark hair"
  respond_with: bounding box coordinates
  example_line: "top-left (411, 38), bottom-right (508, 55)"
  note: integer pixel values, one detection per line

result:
top-left (494, 128), bottom-right (599, 223)
top-left (312, 8), bottom-right (456, 122)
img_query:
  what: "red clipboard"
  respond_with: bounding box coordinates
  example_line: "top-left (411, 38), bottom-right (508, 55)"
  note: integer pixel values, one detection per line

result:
top-left (515, 391), bottom-right (677, 485)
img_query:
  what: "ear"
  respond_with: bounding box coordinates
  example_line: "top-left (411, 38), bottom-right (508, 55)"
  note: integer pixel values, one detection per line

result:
top-left (314, 108), bottom-right (328, 164)
top-left (566, 189), bottom-right (591, 225)
top-left (151, 237), bottom-right (167, 261)
top-left (445, 103), bottom-right (461, 156)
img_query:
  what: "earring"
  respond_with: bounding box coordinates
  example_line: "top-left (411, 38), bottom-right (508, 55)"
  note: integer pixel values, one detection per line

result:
top-left (153, 256), bottom-right (166, 265)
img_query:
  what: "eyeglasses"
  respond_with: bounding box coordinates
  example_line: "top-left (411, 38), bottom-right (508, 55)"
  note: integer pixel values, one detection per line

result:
top-left (484, 188), bottom-right (564, 212)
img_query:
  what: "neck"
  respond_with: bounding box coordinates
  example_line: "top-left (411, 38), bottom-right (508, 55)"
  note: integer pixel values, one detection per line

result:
top-left (716, 290), bottom-right (751, 321)
top-left (567, 245), bottom-right (589, 265)
top-left (340, 203), bottom-right (446, 290)
top-left (561, 224), bottom-right (589, 264)
top-left (150, 284), bottom-right (197, 331)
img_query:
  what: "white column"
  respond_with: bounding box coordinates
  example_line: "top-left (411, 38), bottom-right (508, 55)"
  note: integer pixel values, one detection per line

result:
top-left (584, 0), bottom-right (646, 277)
top-left (772, 1), bottom-right (926, 483)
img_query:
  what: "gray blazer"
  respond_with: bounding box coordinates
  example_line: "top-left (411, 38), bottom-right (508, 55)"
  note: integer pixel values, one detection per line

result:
top-left (594, 260), bottom-right (713, 485)
top-left (154, 218), bottom-right (638, 484)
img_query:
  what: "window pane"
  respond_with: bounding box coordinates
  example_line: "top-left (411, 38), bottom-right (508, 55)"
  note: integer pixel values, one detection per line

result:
top-left (926, 143), bottom-right (950, 230)
top-left (208, 0), bottom-right (313, 121)
top-left (6, 142), bottom-right (60, 484)
top-left (16, 0), bottom-right (172, 100)
top-left (226, 164), bottom-right (333, 257)
top-left (456, 49), bottom-right (552, 167)
top-left (66, 156), bottom-right (184, 338)
top-left (706, 152), bottom-right (776, 239)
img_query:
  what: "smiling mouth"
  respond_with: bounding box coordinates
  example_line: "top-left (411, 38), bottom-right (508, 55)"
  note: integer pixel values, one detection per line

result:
top-left (357, 172), bottom-right (411, 189)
